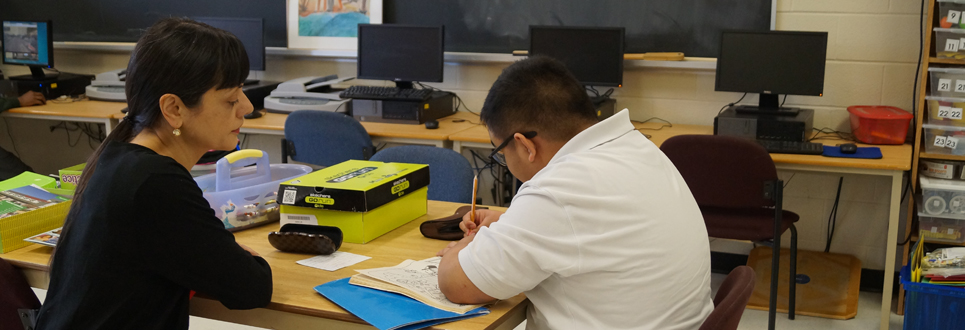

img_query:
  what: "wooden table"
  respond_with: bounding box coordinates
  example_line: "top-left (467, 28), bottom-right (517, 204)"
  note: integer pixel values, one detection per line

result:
top-left (240, 111), bottom-right (483, 148)
top-left (452, 120), bottom-right (912, 330)
top-left (4, 100), bottom-right (126, 134)
top-left (3, 201), bottom-right (527, 330)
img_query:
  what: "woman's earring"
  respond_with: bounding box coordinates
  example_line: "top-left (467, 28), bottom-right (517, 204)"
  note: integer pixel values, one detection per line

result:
top-left (173, 128), bottom-right (181, 136)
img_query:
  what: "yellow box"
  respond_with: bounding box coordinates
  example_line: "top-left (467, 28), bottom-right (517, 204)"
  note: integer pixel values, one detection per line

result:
top-left (0, 201), bottom-right (70, 253)
top-left (280, 187), bottom-right (427, 244)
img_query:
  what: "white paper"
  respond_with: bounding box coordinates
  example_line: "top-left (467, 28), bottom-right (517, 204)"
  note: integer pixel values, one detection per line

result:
top-left (297, 252), bottom-right (371, 271)
top-left (940, 78), bottom-right (953, 92)
top-left (957, 80), bottom-right (965, 93)
top-left (953, 108), bottom-right (965, 120)
top-left (951, 10), bottom-right (962, 24)
top-left (356, 257), bottom-right (475, 311)
top-left (947, 137), bottom-right (960, 149)
top-left (940, 105), bottom-right (953, 118)
top-left (947, 39), bottom-right (960, 52)
top-left (936, 135), bottom-right (949, 147)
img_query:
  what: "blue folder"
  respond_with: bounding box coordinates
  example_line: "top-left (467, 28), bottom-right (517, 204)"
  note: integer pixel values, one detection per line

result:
top-left (314, 278), bottom-right (490, 330)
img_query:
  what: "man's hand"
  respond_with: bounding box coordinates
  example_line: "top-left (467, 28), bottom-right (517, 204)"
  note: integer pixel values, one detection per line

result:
top-left (460, 209), bottom-right (504, 235)
top-left (17, 91), bottom-right (46, 107)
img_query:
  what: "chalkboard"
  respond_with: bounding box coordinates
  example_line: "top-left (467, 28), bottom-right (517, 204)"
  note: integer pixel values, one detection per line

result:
top-left (0, 0), bottom-right (288, 47)
top-left (1, 0), bottom-right (770, 57)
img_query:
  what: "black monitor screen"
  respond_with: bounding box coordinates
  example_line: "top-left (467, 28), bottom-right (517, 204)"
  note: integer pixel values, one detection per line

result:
top-left (715, 30), bottom-right (828, 96)
top-left (2, 21), bottom-right (52, 67)
top-left (195, 17), bottom-right (264, 71)
top-left (357, 24), bottom-right (444, 83)
top-left (529, 26), bottom-right (625, 87)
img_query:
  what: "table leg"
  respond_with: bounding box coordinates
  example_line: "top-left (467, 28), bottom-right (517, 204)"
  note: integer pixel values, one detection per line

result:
top-left (880, 171), bottom-right (903, 330)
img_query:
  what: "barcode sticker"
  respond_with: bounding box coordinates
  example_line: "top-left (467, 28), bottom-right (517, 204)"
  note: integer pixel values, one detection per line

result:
top-left (940, 78), bottom-right (953, 92)
top-left (281, 213), bottom-right (318, 225)
top-left (947, 137), bottom-right (960, 149)
top-left (936, 135), bottom-right (949, 147)
top-left (951, 10), bottom-right (962, 24)
top-left (282, 190), bottom-right (297, 204)
top-left (948, 39), bottom-right (960, 52)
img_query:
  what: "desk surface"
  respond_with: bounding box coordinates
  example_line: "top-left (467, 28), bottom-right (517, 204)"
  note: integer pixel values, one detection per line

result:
top-left (3, 201), bottom-right (526, 330)
top-left (242, 111), bottom-right (483, 141)
top-left (449, 121), bottom-right (912, 171)
top-left (8, 100), bottom-right (126, 119)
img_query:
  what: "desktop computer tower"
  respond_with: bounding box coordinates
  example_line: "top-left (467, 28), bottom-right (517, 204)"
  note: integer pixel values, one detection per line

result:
top-left (593, 97), bottom-right (616, 120)
top-left (352, 92), bottom-right (455, 124)
top-left (714, 107), bottom-right (814, 142)
top-left (12, 73), bottom-right (93, 99)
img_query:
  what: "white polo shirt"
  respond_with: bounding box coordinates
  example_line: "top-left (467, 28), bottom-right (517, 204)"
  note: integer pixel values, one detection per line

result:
top-left (459, 109), bottom-right (713, 330)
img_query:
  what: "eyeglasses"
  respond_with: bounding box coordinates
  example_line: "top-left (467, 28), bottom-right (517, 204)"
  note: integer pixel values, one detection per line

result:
top-left (488, 131), bottom-right (537, 167)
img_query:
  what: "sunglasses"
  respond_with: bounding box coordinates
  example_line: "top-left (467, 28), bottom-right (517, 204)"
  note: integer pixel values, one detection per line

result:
top-left (488, 131), bottom-right (538, 167)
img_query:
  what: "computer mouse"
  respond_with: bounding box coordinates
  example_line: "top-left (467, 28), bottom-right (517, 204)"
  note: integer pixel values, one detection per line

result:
top-left (425, 120), bottom-right (439, 129)
top-left (244, 110), bottom-right (264, 119)
top-left (839, 143), bottom-right (858, 154)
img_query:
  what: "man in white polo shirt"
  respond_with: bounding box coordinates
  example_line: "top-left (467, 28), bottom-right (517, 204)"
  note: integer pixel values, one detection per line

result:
top-left (437, 56), bottom-right (714, 329)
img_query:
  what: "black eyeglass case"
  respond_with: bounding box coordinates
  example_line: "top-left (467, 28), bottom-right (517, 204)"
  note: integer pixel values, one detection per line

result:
top-left (268, 224), bottom-right (343, 255)
top-left (420, 205), bottom-right (488, 241)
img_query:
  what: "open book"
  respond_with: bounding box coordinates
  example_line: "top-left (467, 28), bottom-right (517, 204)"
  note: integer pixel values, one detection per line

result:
top-left (350, 257), bottom-right (484, 314)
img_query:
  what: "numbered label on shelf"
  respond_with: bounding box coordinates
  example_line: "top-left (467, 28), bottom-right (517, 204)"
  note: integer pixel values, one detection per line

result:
top-left (948, 137), bottom-right (960, 149)
top-left (952, 10), bottom-right (963, 24)
top-left (940, 106), bottom-right (965, 120)
top-left (936, 135), bottom-right (948, 147)
top-left (948, 39), bottom-right (960, 52)
top-left (957, 80), bottom-right (965, 93)
top-left (940, 79), bottom-right (953, 92)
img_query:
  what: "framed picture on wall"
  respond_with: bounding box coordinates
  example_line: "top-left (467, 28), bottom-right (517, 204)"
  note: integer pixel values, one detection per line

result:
top-left (287, 0), bottom-right (383, 51)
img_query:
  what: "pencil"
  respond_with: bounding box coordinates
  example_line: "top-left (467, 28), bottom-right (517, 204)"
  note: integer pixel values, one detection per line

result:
top-left (470, 175), bottom-right (478, 226)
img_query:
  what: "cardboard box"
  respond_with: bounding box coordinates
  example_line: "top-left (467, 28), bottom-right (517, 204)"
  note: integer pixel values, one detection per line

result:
top-left (280, 187), bottom-right (427, 244)
top-left (59, 163), bottom-right (85, 190)
top-left (277, 160), bottom-right (430, 243)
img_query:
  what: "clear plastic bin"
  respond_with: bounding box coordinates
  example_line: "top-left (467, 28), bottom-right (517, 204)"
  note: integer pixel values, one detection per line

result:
top-left (929, 68), bottom-right (965, 97)
top-left (935, 28), bottom-right (965, 59)
top-left (194, 150), bottom-right (312, 232)
top-left (926, 96), bottom-right (965, 126)
top-left (920, 176), bottom-right (965, 215)
top-left (923, 124), bottom-right (965, 155)
top-left (918, 214), bottom-right (965, 244)
top-left (939, 0), bottom-right (965, 29)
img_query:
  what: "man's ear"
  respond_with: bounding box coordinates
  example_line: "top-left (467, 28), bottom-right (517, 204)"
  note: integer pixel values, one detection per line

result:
top-left (158, 93), bottom-right (185, 130)
top-left (515, 132), bottom-right (537, 163)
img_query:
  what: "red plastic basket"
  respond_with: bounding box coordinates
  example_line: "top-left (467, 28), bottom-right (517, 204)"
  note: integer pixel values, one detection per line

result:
top-left (847, 105), bottom-right (912, 145)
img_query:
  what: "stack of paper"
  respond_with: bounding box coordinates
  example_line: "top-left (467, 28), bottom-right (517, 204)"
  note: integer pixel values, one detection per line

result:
top-left (350, 257), bottom-right (484, 314)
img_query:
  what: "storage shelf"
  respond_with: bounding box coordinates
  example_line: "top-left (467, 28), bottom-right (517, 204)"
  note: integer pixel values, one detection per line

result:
top-left (930, 57), bottom-right (965, 65)
top-left (911, 234), bottom-right (965, 247)
top-left (919, 152), bottom-right (965, 161)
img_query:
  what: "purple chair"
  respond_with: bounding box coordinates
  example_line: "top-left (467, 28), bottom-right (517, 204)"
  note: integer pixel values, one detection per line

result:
top-left (700, 266), bottom-right (756, 330)
top-left (0, 257), bottom-right (40, 329)
top-left (661, 135), bottom-right (798, 330)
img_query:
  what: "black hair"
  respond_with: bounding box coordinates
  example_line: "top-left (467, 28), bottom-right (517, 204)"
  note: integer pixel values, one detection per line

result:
top-left (480, 55), bottom-right (598, 141)
top-left (55, 17), bottom-right (248, 261)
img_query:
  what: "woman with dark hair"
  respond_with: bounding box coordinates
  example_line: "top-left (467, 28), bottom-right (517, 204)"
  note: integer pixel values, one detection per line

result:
top-left (34, 18), bottom-right (272, 330)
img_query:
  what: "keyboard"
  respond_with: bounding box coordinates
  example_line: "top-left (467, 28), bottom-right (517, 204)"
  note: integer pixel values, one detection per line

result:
top-left (756, 140), bottom-right (825, 155)
top-left (339, 86), bottom-right (432, 101)
top-left (277, 98), bottom-right (330, 105)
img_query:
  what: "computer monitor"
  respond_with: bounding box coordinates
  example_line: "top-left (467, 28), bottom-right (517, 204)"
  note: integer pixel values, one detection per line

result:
top-left (2, 20), bottom-right (55, 80)
top-left (529, 26), bottom-right (625, 88)
top-left (357, 24), bottom-right (444, 89)
top-left (194, 17), bottom-right (265, 82)
top-left (715, 30), bottom-right (828, 115)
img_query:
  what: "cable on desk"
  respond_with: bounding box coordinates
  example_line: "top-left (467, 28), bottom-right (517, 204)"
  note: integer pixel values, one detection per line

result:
top-left (808, 127), bottom-right (855, 143)
top-left (632, 117), bottom-right (673, 131)
top-left (717, 93), bottom-right (748, 115)
top-left (780, 95), bottom-right (788, 108)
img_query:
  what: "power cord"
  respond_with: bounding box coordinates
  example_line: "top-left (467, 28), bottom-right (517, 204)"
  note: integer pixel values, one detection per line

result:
top-left (718, 93), bottom-right (748, 115)
top-left (825, 177), bottom-right (844, 253)
top-left (632, 117), bottom-right (673, 131)
top-left (808, 127), bottom-right (855, 142)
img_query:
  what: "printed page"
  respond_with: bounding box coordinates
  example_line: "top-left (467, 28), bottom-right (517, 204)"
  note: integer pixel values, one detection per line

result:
top-left (353, 257), bottom-right (482, 314)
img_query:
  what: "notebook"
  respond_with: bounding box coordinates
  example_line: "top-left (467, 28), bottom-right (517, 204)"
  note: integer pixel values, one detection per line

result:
top-left (315, 278), bottom-right (489, 330)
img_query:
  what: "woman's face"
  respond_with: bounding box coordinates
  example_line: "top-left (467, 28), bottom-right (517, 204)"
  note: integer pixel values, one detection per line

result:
top-left (180, 86), bottom-right (253, 151)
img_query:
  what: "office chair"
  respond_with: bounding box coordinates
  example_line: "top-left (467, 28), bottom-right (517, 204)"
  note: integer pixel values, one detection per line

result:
top-left (661, 134), bottom-right (799, 330)
top-left (700, 266), bottom-right (756, 330)
top-left (281, 110), bottom-right (375, 167)
top-left (370, 145), bottom-right (474, 203)
top-left (0, 257), bottom-right (41, 328)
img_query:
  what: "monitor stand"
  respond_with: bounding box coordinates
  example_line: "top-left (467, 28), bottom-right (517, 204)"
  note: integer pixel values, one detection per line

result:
top-left (733, 93), bottom-right (799, 116)
top-left (9, 66), bottom-right (60, 81)
top-left (395, 81), bottom-right (414, 89)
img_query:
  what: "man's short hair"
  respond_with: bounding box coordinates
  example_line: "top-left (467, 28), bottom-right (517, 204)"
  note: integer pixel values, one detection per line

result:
top-left (480, 56), bottom-right (599, 141)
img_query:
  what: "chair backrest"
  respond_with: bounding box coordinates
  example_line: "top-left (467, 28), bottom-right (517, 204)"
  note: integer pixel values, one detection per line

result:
top-left (284, 110), bottom-right (375, 167)
top-left (0, 257), bottom-right (41, 328)
top-left (660, 135), bottom-right (778, 208)
top-left (700, 266), bottom-right (756, 330)
top-left (369, 145), bottom-right (474, 203)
